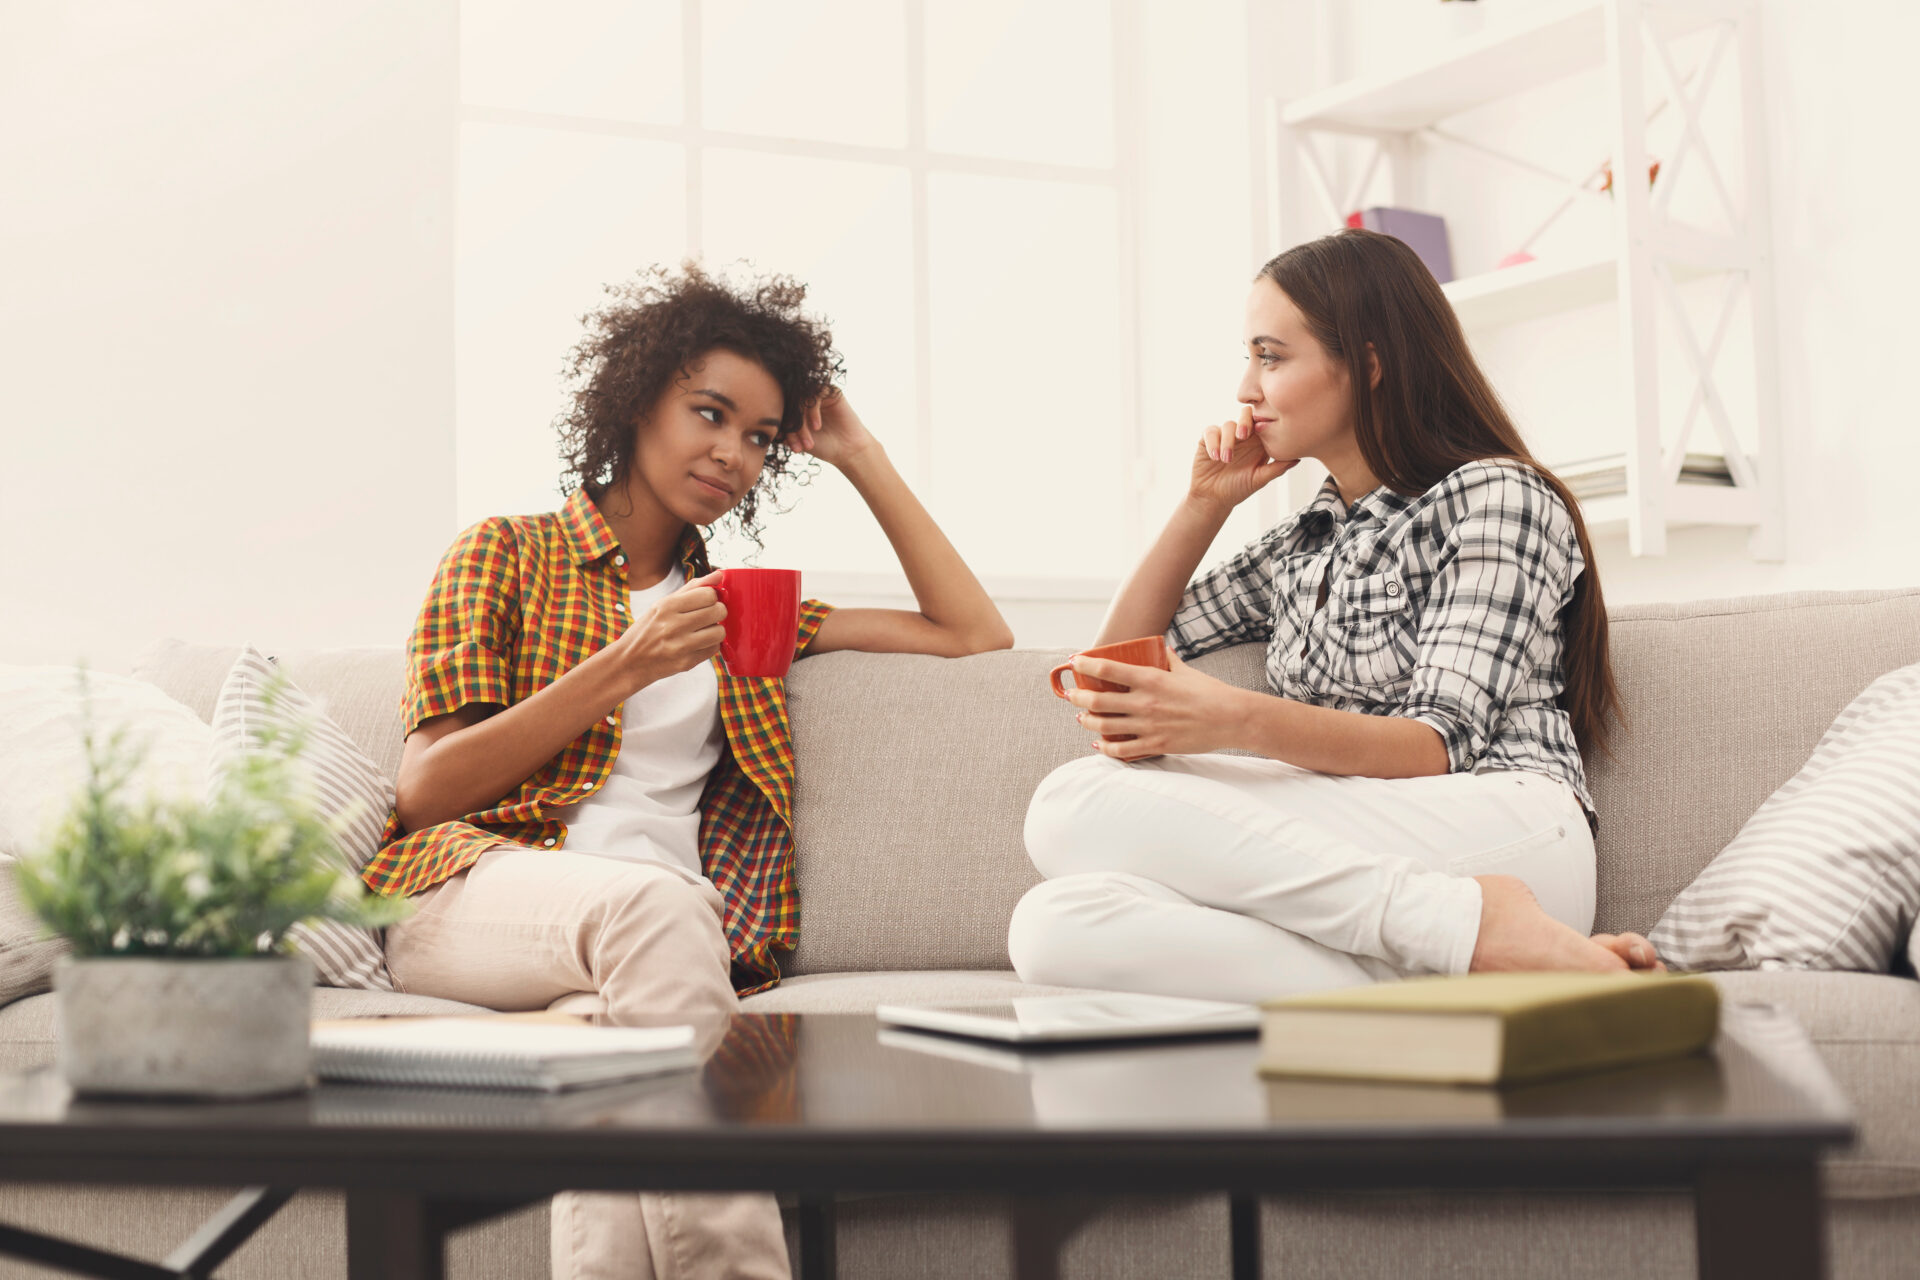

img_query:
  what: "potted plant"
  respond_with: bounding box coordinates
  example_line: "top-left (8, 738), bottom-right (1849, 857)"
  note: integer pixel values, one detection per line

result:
top-left (13, 681), bottom-right (407, 1098)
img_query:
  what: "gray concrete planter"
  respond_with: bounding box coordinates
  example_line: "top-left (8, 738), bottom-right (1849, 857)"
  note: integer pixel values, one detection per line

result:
top-left (54, 955), bottom-right (313, 1098)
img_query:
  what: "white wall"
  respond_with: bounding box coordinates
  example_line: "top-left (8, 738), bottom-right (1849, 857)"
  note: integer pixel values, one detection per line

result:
top-left (751, 0), bottom-right (1260, 647)
top-left (0, 0), bottom-right (459, 673)
top-left (447, 1), bottom-right (1255, 650)
top-left (1319, 0), bottom-right (1920, 607)
top-left (8, 1), bottom-right (1907, 675)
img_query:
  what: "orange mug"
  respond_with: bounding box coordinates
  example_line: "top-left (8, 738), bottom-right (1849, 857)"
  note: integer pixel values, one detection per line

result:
top-left (1048, 636), bottom-right (1171, 741)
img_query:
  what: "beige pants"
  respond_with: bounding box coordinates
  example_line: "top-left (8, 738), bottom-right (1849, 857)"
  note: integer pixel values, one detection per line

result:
top-left (384, 846), bottom-right (791, 1280)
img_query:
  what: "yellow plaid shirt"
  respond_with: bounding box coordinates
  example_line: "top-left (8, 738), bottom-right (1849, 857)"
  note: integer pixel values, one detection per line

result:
top-left (364, 487), bottom-right (832, 994)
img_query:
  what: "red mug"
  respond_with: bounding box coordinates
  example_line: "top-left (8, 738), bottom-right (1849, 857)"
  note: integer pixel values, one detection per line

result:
top-left (1048, 636), bottom-right (1171, 742)
top-left (712, 568), bottom-right (802, 678)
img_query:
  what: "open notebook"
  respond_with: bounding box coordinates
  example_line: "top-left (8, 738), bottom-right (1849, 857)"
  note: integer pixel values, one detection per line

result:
top-left (310, 1017), bottom-right (699, 1092)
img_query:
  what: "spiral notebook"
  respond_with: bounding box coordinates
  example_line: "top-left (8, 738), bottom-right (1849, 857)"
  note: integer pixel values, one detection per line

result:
top-left (310, 1016), bottom-right (699, 1092)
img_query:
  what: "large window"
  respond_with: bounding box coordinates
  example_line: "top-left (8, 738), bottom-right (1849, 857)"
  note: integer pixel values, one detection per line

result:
top-left (457, 0), bottom-right (1257, 622)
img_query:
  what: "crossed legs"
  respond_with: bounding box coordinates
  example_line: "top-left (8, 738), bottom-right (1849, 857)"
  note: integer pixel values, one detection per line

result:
top-left (1010, 754), bottom-right (1619, 1003)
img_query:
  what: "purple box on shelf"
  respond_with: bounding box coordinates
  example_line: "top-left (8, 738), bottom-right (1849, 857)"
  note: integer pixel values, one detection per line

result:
top-left (1353, 207), bottom-right (1455, 284)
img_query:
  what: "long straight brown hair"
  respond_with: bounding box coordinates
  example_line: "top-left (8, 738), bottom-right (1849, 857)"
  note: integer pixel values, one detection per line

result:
top-left (1261, 229), bottom-right (1621, 756)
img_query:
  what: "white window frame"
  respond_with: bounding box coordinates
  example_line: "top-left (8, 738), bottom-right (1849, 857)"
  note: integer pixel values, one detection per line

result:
top-left (458, 0), bottom-right (1149, 601)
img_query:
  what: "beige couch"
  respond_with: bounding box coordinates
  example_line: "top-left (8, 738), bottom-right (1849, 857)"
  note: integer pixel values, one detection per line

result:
top-left (2, 587), bottom-right (1917, 1278)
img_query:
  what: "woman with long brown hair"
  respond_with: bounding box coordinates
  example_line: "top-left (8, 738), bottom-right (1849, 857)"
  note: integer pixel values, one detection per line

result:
top-left (1009, 228), bottom-right (1659, 1000)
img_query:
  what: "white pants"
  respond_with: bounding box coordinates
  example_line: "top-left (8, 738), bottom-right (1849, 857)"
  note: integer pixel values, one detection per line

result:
top-left (1008, 753), bottom-right (1596, 1005)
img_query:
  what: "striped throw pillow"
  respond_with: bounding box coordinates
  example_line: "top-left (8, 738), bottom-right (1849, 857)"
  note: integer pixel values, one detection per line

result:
top-left (209, 647), bottom-right (395, 991)
top-left (1651, 662), bottom-right (1920, 972)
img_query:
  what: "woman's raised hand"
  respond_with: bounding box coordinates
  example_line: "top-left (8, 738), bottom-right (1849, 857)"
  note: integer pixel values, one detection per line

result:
top-left (608, 571), bottom-right (727, 691)
top-left (1189, 406), bottom-right (1298, 512)
top-left (790, 388), bottom-right (880, 471)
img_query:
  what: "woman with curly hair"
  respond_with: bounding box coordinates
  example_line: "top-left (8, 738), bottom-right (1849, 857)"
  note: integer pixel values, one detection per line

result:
top-left (1010, 229), bottom-right (1662, 1004)
top-left (370, 263), bottom-right (1011, 1280)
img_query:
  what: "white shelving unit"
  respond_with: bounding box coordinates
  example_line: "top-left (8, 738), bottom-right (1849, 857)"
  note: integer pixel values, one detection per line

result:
top-left (1262, 0), bottom-right (1784, 559)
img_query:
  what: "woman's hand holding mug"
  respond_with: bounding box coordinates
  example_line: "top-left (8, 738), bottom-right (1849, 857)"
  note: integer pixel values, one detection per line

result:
top-left (1190, 406), bottom-right (1298, 512)
top-left (1065, 650), bottom-right (1248, 761)
top-left (611, 572), bottom-right (728, 691)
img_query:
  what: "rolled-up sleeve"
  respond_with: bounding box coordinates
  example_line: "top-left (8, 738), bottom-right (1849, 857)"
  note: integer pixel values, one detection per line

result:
top-left (1165, 527), bottom-right (1286, 661)
top-left (1399, 466), bottom-right (1577, 773)
top-left (401, 519), bottom-right (521, 735)
top-left (795, 598), bottom-right (835, 655)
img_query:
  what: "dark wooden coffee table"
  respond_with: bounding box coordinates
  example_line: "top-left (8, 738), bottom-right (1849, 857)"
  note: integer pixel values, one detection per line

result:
top-left (0, 1003), bottom-right (1853, 1280)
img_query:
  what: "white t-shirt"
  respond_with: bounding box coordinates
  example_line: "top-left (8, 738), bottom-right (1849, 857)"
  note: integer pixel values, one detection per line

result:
top-left (548, 566), bottom-right (723, 883)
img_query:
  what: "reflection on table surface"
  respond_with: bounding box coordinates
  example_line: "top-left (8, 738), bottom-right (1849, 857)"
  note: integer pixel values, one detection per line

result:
top-left (0, 1003), bottom-right (1850, 1138)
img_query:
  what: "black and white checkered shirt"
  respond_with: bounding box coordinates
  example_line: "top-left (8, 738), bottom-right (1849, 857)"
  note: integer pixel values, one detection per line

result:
top-left (1167, 460), bottom-right (1594, 820)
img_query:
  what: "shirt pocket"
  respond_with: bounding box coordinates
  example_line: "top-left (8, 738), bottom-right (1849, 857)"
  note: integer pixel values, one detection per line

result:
top-left (1323, 568), bottom-right (1418, 691)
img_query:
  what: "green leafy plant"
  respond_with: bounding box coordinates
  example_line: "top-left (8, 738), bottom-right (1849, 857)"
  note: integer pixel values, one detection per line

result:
top-left (15, 674), bottom-right (409, 958)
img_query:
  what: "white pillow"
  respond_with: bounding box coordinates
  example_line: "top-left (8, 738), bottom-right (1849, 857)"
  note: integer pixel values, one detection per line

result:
top-left (208, 647), bottom-right (396, 991)
top-left (1651, 661), bottom-right (1920, 972)
top-left (0, 665), bottom-right (211, 857)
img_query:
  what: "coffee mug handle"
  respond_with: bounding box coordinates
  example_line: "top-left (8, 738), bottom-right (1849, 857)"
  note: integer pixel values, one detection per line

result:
top-left (709, 568), bottom-right (728, 609)
top-left (1048, 662), bottom-right (1076, 699)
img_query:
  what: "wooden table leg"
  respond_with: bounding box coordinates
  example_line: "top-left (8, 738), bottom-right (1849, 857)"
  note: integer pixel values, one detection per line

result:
top-left (346, 1191), bottom-right (442, 1280)
top-left (1229, 1195), bottom-right (1262, 1280)
top-left (1695, 1161), bottom-right (1824, 1280)
top-left (797, 1195), bottom-right (836, 1280)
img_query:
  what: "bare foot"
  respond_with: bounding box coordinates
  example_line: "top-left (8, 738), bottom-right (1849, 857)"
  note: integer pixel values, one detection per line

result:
top-left (1591, 932), bottom-right (1666, 971)
top-left (1469, 875), bottom-right (1627, 973)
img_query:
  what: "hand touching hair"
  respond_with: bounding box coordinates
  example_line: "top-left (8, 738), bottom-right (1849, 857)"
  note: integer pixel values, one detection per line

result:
top-left (555, 262), bottom-right (845, 551)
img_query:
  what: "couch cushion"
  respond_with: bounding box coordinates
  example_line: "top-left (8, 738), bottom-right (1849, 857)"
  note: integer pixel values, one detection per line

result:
top-left (784, 649), bottom-right (1086, 974)
top-left (1588, 589), bottom-right (1920, 936)
top-left (1, 855), bottom-right (66, 1010)
top-left (782, 644), bottom-right (1263, 975)
top-left (0, 664), bottom-right (212, 856)
top-left (740, 969), bottom-right (1106, 1014)
top-left (1710, 970), bottom-right (1920, 1198)
top-left (133, 640), bottom-right (411, 785)
top-left (1652, 662), bottom-right (1920, 971)
top-left (0, 987), bottom-right (492, 1073)
top-left (209, 646), bottom-right (399, 991)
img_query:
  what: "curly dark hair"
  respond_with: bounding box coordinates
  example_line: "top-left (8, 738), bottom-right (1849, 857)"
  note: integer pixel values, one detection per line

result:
top-left (555, 262), bottom-right (843, 554)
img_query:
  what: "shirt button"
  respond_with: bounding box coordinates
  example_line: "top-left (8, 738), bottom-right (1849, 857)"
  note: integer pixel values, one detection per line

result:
top-left (605, 714), bottom-right (617, 724)
top-left (614, 554), bottom-right (626, 567)
top-left (614, 602), bottom-right (626, 613)
top-left (1386, 582), bottom-right (1402, 597)
top-left (542, 837), bottom-right (556, 847)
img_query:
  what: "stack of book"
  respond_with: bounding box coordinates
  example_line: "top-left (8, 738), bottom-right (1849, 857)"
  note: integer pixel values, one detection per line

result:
top-left (1554, 452), bottom-right (1738, 501)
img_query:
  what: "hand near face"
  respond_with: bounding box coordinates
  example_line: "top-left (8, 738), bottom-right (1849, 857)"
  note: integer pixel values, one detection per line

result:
top-left (789, 389), bottom-right (879, 471)
top-left (1066, 651), bottom-right (1241, 760)
top-left (1190, 406), bottom-right (1298, 512)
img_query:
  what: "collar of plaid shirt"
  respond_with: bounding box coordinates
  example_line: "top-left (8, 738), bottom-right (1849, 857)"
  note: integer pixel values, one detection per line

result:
top-left (1289, 475), bottom-right (1413, 542)
top-left (364, 488), bottom-right (831, 995)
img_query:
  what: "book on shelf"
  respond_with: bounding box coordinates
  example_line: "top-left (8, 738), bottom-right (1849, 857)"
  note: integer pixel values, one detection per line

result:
top-left (1346, 206), bottom-right (1454, 284)
top-left (310, 1015), bottom-right (699, 1092)
top-left (1257, 972), bottom-right (1720, 1087)
top-left (1552, 452), bottom-right (1737, 500)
